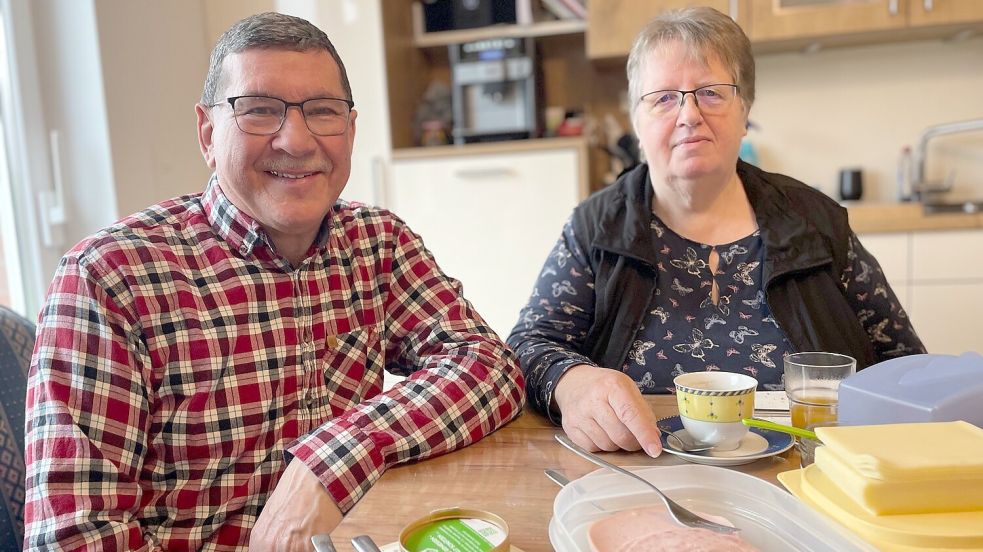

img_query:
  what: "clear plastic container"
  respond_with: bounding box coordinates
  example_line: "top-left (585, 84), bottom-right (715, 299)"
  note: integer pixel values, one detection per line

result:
top-left (550, 465), bottom-right (874, 551)
top-left (838, 353), bottom-right (983, 427)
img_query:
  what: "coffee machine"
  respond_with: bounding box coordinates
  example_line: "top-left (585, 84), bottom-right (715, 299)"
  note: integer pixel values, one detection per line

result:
top-left (450, 37), bottom-right (537, 144)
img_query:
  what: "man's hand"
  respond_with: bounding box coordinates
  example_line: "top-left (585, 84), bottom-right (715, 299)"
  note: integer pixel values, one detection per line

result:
top-left (553, 364), bottom-right (663, 457)
top-left (249, 460), bottom-right (344, 551)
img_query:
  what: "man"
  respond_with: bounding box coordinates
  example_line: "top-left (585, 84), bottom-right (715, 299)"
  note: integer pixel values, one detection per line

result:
top-left (24, 12), bottom-right (523, 551)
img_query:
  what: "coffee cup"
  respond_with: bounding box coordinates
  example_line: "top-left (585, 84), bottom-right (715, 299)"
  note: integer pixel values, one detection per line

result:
top-left (673, 372), bottom-right (757, 451)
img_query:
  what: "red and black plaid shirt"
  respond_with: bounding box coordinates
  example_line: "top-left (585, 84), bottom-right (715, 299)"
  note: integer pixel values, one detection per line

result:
top-left (25, 179), bottom-right (524, 551)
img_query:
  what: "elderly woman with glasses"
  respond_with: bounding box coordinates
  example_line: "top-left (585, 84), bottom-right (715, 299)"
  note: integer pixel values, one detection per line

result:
top-left (507, 7), bottom-right (924, 456)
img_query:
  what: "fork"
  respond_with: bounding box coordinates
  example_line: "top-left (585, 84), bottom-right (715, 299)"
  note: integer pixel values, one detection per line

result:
top-left (554, 433), bottom-right (740, 534)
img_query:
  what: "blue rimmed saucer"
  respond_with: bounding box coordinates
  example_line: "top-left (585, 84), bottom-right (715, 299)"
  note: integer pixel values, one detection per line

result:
top-left (657, 415), bottom-right (794, 466)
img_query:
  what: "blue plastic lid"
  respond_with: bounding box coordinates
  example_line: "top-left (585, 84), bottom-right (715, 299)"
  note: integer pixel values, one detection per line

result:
top-left (837, 353), bottom-right (983, 428)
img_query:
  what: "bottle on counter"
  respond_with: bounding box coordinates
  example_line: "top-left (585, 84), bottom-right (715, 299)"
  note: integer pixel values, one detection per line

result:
top-left (897, 145), bottom-right (913, 201)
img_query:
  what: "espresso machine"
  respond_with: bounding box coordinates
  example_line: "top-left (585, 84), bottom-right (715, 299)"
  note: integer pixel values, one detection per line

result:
top-left (450, 37), bottom-right (538, 144)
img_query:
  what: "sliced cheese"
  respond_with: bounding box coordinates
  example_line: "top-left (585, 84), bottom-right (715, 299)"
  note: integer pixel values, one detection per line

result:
top-left (815, 445), bottom-right (983, 515)
top-left (815, 421), bottom-right (983, 481)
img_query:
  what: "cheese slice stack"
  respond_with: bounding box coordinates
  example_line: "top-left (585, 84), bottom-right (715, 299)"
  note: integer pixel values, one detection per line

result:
top-left (814, 421), bottom-right (983, 515)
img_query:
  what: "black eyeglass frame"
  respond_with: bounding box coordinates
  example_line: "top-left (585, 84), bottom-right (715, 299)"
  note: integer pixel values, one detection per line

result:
top-left (639, 83), bottom-right (740, 110)
top-left (212, 95), bottom-right (356, 136)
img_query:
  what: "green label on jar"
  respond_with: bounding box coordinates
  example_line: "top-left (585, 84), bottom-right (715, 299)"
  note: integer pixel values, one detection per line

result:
top-left (404, 518), bottom-right (504, 552)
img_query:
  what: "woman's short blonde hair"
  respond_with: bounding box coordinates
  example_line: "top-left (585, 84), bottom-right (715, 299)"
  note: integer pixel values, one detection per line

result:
top-left (627, 6), bottom-right (755, 122)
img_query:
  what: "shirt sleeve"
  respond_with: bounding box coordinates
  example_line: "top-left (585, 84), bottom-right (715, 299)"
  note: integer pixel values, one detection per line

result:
top-left (506, 218), bottom-right (598, 424)
top-left (24, 251), bottom-right (152, 551)
top-left (842, 233), bottom-right (927, 360)
top-left (285, 219), bottom-right (525, 513)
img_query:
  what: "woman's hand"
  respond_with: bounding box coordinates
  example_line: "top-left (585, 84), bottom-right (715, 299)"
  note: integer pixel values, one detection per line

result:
top-left (553, 364), bottom-right (663, 457)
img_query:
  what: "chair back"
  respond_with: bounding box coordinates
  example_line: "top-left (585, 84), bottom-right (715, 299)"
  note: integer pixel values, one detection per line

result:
top-left (0, 306), bottom-right (35, 549)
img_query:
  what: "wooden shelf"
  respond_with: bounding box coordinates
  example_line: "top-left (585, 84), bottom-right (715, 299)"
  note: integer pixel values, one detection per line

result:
top-left (411, 2), bottom-right (585, 48)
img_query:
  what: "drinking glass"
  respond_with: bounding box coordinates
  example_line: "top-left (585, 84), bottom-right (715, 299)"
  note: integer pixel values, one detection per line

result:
top-left (783, 352), bottom-right (856, 429)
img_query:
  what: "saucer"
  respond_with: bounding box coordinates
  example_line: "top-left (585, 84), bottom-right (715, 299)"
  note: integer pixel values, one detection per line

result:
top-left (657, 415), bottom-right (794, 466)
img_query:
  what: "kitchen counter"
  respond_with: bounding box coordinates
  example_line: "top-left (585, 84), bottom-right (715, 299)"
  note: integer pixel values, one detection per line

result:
top-left (847, 202), bottom-right (983, 233)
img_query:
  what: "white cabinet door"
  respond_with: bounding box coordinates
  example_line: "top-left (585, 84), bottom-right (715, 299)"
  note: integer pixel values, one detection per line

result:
top-left (857, 232), bottom-right (910, 308)
top-left (909, 229), bottom-right (983, 353)
top-left (909, 283), bottom-right (983, 354)
top-left (911, 229), bottom-right (983, 281)
top-left (388, 147), bottom-right (581, 338)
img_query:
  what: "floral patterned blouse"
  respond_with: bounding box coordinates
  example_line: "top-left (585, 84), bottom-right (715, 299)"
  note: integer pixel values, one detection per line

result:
top-left (628, 215), bottom-right (792, 392)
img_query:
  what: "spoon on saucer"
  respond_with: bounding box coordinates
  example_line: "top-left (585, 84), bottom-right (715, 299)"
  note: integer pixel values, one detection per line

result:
top-left (666, 432), bottom-right (715, 453)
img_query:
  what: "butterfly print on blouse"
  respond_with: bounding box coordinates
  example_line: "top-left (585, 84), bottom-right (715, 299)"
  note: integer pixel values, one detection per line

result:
top-left (719, 244), bottom-right (749, 264)
top-left (629, 340), bottom-right (657, 365)
top-left (637, 372), bottom-right (657, 390)
top-left (670, 247), bottom-right (708, 277)
top-left (742, 290), bottom-right (765, 310)
top-left (650, 306), bottom-right (669, 323)
top-left (553, 243), bottom-right (572, 268)
top-left (551, 280), bottom-right (577, 297)
top-left (729, 325), bottom-right (758, 344)
top-left (733, 261), bottom-right (760, 286)
top-left (700, 294), bottom-right (731, 316)
top-left (671, 278), bottom-right (694, 296)
top-left (750, 343), bottom-right (778, 368)
top-left (704, 313), bottom-right (726, 329)
top-left (548, 319), bottom-right (576, 332)
top-left (855, 260), bottom-right (872, 283)
top-left (650, 219), bottom-right (666, 238)
top-left (868, 318), bottom-right (892, 343)
top-left (673, 328), bottom-right (718, 360)
top-left (559, 301), bottom-right (586, 315)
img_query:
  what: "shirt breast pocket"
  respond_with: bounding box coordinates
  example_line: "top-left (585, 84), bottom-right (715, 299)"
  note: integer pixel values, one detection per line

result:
top-left (320, 324), bottom-right (385, 416)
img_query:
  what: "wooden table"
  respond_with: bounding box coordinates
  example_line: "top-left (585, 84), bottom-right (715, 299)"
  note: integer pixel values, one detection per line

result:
top-left (331, 396), bottom-right (799, 551)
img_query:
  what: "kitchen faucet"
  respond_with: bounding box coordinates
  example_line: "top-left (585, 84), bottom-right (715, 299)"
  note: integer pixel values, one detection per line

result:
top-left (906, 117), bottom-right (983, 201)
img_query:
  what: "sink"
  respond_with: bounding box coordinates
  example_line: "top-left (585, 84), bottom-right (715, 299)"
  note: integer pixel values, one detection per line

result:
top-left (923, 201), bottom-right (983, 215)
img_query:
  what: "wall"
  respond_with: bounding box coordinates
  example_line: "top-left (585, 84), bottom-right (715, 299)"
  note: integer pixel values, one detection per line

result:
top-left (751, 36), bottom-right (983, 202)
top-left (94, 0), bottom-right (213, 218)
top-left (30, 0), bottom-right (116, 282)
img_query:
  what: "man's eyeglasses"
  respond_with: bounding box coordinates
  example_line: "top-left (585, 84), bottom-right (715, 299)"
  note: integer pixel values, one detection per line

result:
top-left (640, 84), bottom-right (739, 117)
top-left (213, 95), bottom-right (355, 136)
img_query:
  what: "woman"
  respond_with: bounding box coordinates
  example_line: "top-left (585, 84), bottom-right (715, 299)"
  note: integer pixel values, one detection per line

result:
top-left (507, 7), bottom-right (924, 457)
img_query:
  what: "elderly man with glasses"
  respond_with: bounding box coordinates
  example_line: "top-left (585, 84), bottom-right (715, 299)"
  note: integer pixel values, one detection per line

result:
top-left (25, 12), bottom-right (523, 551)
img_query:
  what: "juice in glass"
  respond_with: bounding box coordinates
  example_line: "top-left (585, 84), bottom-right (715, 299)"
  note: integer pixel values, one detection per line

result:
top-left (789, 389), bottom-right (838, 429)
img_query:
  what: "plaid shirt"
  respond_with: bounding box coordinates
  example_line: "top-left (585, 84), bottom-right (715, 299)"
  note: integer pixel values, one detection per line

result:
top-left (25, 178), bottom-right (524, 551)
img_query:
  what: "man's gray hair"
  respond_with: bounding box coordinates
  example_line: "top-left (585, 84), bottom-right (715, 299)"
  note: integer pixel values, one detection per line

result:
top-left (626, 7), bottom-right (754, 123)
top-left (201, 12), bottom-right (353, 105)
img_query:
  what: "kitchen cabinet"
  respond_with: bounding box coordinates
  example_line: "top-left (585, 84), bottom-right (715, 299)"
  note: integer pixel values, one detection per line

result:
top-left (909, 0), bottom-right (983, 27)
top-left (860, 229), bottom-right (983, 354)
top-left (385, 139), bottom-right (587, 338)
top-left (745, 0), bottom-right (908, 43)
top-left (909, 229), bottom-right (983, 354)
top-left (586, 0), bottom-right (739, 59)
top-left (584, 0), bottom-right (983, 58)
top-left (858, 232), bottom-right (911, 308)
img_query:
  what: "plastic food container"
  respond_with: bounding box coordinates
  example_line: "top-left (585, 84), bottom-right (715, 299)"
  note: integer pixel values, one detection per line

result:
top-left (780, 465), bottom-right (983, 551)
top-left (837, 353), bottom-right (983, 427)
top-left (550, 465), bottom-right (875, 551)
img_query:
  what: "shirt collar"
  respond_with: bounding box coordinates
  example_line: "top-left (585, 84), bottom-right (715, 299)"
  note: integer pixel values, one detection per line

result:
top-left (202, 174), bottom-right (332, 260)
